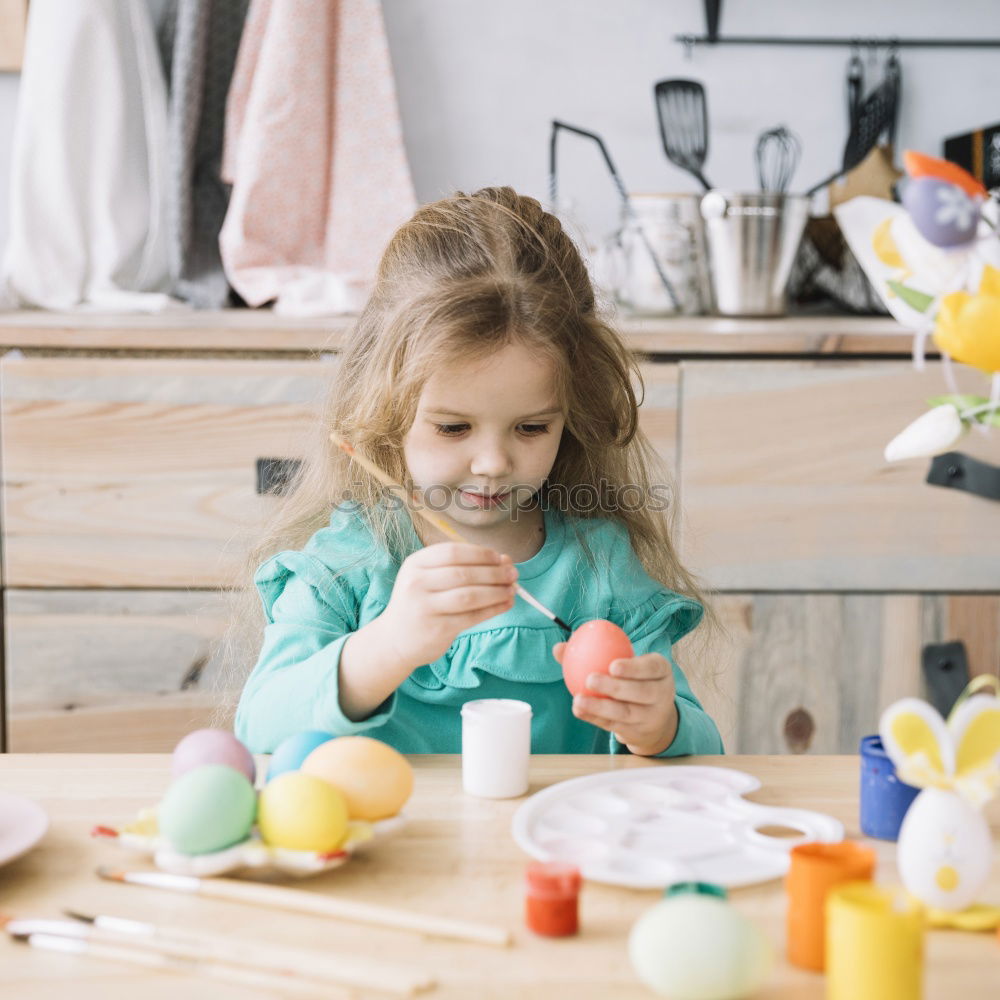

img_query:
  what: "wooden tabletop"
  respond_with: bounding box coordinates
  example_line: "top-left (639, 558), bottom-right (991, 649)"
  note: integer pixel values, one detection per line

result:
top-left (0, 309), bottom-right (921, 356)
top-left (1, 754), bottom-right (997, 999)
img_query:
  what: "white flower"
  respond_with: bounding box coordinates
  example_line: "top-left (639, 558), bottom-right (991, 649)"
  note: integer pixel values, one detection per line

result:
top-left (884, 404), bottom-right (967, 462)
top-left (934, 186), bottom-right (977, 231)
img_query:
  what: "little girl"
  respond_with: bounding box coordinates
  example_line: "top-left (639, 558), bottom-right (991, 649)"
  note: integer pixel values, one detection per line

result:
top-left (234, 187), bottom-right (723, 757)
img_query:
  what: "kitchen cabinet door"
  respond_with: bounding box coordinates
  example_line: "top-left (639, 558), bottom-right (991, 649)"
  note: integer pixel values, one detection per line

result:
top-left (680, 360), bottom-right (1000, 590)
top-left (1, 356), bottom-right (331, 587)
top-left (5, 589), bottom-right (242, 752)
top-left (680, 592), bottom-right (1000, 755)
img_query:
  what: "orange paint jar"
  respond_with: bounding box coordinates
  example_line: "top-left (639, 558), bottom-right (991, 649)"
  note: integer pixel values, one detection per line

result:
top-left (525, 861), bottom-right (581, 937)
top-left (785, 841), bottom-right (876, 971)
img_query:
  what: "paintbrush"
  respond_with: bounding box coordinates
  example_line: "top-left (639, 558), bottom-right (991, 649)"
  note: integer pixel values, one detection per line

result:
top-left (58, 909), bottom-right (434, 995)
top-left (97, 866), bottom-right (512, 947)
top-left (330, 431), bottom-right (571, 632)
top-left (2, 915), bottom-right (345, 998)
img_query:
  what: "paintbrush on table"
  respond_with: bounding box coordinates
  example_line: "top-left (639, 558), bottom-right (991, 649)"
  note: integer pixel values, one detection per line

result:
top-left (59, 909), bottom-right (434, 995)
top-left (3, 915), bottom-right (346, 998)
top-left (330, 432), bottom-right (571, 632)
top-left (97, 866), bottom-right (512, 947)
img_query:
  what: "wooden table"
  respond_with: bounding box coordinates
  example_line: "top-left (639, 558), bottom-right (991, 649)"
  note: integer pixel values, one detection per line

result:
top-left (1, 754), bottom-right (997, 999)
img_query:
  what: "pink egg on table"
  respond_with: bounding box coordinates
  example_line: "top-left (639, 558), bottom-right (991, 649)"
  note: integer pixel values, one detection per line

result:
top-left (171, 729), bottom-right (256, 783)
top-left (561, 620), bottom-right (634, 698)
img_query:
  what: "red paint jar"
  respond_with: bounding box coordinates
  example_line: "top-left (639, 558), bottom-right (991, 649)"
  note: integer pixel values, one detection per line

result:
top-left (524, 861), bottom-right (581, 937)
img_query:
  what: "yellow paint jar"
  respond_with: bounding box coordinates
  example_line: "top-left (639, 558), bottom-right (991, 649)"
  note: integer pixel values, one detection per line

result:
top-left (826, 882), bottom-right (923, 1000)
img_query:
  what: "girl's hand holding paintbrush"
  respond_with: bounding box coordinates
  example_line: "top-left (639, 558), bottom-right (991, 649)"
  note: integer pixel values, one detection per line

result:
top-left (338, 544), bottom-right (518, 721)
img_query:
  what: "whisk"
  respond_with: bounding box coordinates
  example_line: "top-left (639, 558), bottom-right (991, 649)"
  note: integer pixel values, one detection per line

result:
top-left (755, 125), bottom-right (802, 193)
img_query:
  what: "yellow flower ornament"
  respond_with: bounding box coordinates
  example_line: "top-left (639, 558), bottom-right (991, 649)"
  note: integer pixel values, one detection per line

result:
top-left (934, 293), bottom-right (1000, 374)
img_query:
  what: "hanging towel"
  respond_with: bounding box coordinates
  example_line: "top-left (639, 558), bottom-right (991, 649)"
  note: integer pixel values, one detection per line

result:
top-left (0, 0), bottom-right (177, 311)
top-left (219, 0), bottom-right (417, 316)
top-left (157, 0), bottom-right (249, 308)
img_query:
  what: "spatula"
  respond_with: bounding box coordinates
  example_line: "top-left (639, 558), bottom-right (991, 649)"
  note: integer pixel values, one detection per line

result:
top-left (654, 79), bottom-right (712, 190)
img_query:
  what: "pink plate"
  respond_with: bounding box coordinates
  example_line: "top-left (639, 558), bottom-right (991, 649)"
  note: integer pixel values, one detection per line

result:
top-left (0, 792), bottom-right (49, 867)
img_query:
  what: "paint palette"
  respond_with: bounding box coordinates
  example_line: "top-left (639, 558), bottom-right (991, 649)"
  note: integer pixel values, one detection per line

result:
top-left (512, 765), bottom-right (844, 889)
top-left (92, 809), bottom-right (405, 879)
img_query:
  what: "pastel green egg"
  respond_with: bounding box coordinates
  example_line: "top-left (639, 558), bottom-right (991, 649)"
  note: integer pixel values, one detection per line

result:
top-left (629, 891), bottom-right (772, 998)
top-left (257, 771), bottom-right (349, 852)
top-left (158, 764), bottom-right (257, 855)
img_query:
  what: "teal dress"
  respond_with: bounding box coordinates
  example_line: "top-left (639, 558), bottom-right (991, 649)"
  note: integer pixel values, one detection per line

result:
top-left (235, 504), bottom-right (724, 757)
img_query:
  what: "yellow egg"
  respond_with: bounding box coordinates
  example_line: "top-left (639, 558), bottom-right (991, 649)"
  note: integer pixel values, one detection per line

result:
top-left (256, 772), bottom-right (349, 852)
top-left (301, 736), bottom-right (413, 821)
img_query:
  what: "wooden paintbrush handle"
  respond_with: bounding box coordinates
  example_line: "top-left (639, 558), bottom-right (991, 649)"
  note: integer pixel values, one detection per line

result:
top-left (201, 877), bottom-right (512, 947)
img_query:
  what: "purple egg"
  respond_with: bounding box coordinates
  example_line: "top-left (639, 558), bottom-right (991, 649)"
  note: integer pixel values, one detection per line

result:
top-left (172, 728), bottom-right (256, 783)
top-left (902, 176), bottom-right (980, 248)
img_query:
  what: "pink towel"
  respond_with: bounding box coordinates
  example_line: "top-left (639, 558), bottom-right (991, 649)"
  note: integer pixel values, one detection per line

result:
top-left (219, 0), bottom-right (416, 315)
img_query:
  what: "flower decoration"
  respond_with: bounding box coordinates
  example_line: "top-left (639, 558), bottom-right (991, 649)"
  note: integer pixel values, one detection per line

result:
top-left (834, 150), bottom-right (1000, 461)
top-left (934, 277), bottom-right (1000, 374)
top-left (883, 403), bottom-right (966, 463)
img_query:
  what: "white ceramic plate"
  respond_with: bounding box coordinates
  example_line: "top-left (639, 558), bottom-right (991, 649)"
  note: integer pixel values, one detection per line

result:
top-left (512, 765), bottom-right (844, 889)
top-left (0, 792), bottom-right (49, 867)
top-left (93, 809), bottom-right (406, 879)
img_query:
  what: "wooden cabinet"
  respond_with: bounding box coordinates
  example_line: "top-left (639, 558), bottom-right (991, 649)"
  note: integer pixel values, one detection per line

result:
top-left (676, 359), bottom-right (1000, 752)
top-left (681, 593), bottom-right (1000, 756)
top-left (679, 361), bottom-right (1000, 590)
top-left (5, 589), bottom-right (231, 752)
top-left (1, 353), bottom-right (332, 751)
top-left (1, 356), bottom-right (330, 587)
top-left (1, 314), bottom-right (997, 753)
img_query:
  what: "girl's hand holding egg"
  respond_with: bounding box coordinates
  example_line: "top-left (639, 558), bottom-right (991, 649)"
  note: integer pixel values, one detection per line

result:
top-left (555, 620), bottom-right (679, 757)
top-left (375, 542), bottom-right (518, 668)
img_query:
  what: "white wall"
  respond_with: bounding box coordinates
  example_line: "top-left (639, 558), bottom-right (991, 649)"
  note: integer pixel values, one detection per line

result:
top-left (2, 0), bottom-right (999, 258)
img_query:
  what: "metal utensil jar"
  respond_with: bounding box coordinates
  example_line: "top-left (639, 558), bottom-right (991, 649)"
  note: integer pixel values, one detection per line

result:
top-left (615, 194), bottom-right (710, 316)
top-left (700, 191), bottom-right (809, 316)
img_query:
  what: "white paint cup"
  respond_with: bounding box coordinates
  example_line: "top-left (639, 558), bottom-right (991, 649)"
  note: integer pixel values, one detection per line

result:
top-left (461, 699), bottom-right (532, 798)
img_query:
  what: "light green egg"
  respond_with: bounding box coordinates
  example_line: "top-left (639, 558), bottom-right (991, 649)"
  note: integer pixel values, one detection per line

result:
top-left (628, 892), bottom-right (772, 999)
top-left (158, 764), bottom-right (257, 855)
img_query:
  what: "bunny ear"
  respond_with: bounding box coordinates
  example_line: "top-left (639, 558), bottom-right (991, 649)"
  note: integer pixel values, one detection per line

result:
top-left (950, 695), bottom-right (1000, 794)
top-left (879, 698), bottom-right (954, 788)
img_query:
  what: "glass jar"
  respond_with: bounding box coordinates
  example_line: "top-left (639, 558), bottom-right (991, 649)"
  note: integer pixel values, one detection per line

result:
top-left (612, 193), bottom-right (711, 316)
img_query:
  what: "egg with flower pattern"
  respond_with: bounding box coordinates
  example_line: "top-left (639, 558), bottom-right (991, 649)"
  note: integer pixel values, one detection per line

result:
top-left (902, 177), bottom-right (981, 248)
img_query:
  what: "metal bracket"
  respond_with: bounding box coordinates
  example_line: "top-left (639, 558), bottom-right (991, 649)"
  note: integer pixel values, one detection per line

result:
top-left (704, 0), bottom-right (721, 43)
top-left (921, 640), bottom-right (970, 718)
top-left (926, 451), bottom-right (1000, 503)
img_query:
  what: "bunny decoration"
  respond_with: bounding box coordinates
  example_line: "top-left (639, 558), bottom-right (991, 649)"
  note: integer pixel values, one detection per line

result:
top-left (879, 691), bottom-right (1000, 913)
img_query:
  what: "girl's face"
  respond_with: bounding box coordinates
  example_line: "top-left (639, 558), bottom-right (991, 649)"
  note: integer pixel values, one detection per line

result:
top-left (403, 341), bottom-right (565, 530)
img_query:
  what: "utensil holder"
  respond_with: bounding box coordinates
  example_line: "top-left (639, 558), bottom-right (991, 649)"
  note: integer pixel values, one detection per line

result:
top-left (700, 191), bottom-right (809, 315)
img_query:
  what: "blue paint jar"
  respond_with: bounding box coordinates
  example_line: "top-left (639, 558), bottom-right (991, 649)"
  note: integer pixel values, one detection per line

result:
top-left (859, 734), bottom-right (920, 841)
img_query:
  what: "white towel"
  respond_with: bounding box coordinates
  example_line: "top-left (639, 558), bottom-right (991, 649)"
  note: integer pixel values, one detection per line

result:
top-left (0, 0), bottom-right (177, 311)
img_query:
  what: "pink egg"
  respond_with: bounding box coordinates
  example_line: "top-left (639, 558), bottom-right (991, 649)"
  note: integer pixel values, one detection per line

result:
top-left (561, 619), bottom-right (634, 698)
top-left (171, 728), bottom-right (256, 783)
